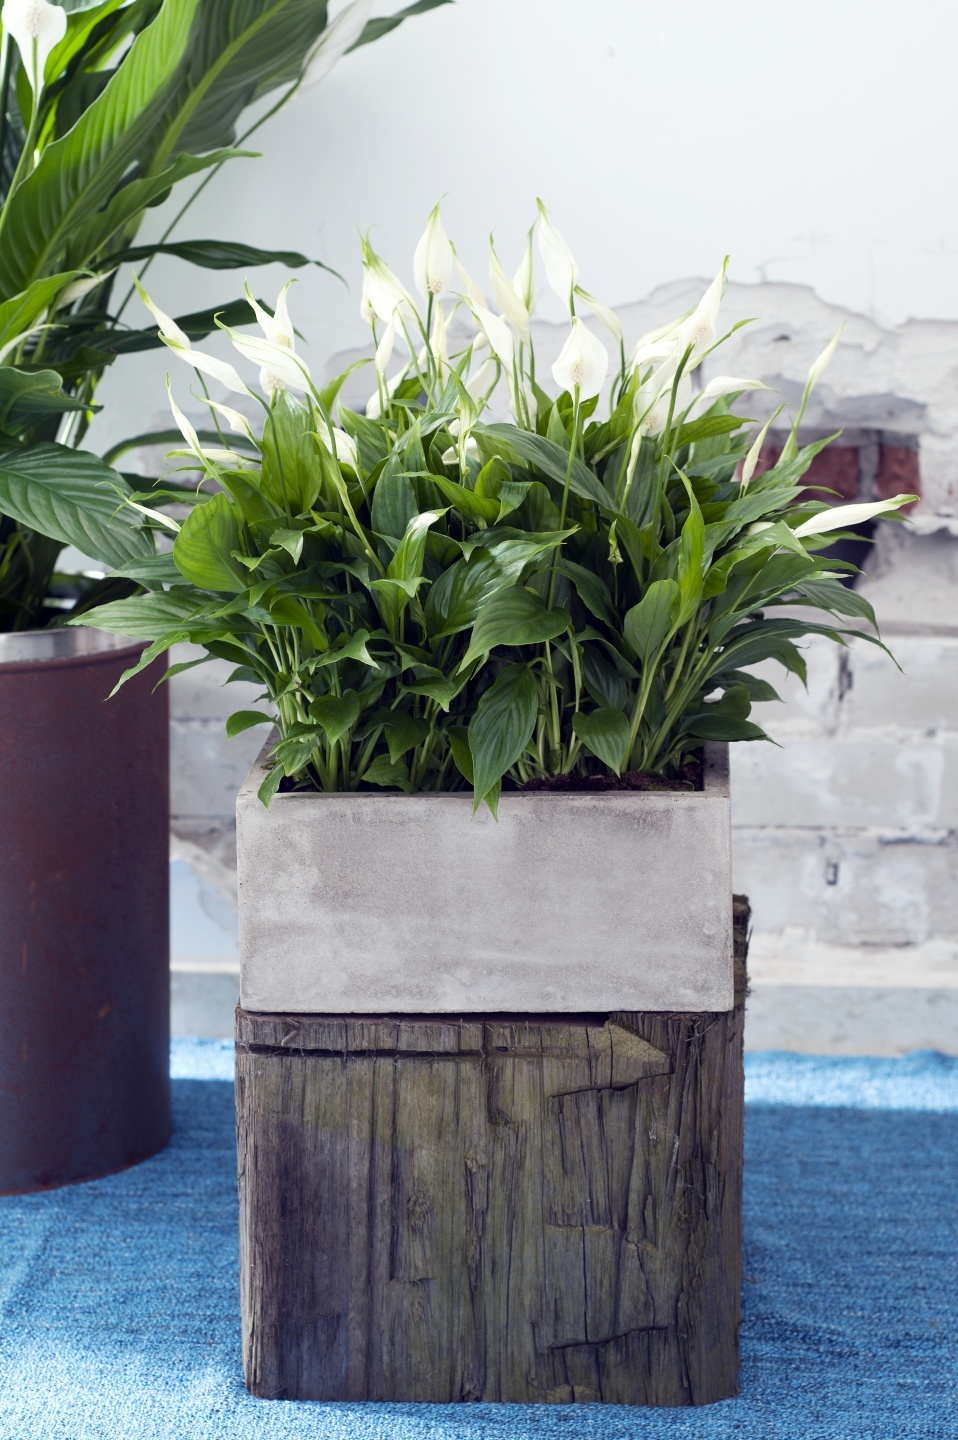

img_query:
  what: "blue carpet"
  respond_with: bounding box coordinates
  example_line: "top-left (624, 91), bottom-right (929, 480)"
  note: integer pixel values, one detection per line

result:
top-left (0, 1045), bottom-right (955, 1439)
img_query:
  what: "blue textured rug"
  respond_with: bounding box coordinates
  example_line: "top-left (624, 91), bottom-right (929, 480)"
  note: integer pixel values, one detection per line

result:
top-left (0, 1045), bottom-right (955, 1439)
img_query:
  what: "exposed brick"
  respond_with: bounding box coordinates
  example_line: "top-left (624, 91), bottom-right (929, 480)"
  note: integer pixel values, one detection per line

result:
top-left (877, 443), bottom-right (921, 508)
top-left (758, 442), bottom-right (860, 500)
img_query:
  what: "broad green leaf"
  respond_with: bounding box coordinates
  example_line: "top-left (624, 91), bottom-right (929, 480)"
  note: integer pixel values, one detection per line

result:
top-left (226, 709), bottom-right (273, 738)
top-left (68, 590), bottom-right (199, 639)
top-left (684, 715), bottom-right (769, 742)
top-left (468, 663), bottom-right (539, 809)
top-left (0, 367), bottom-right (90, 434)
top-left (309, 690), bottom-right (360, 744)
top-left (350, 0), bottom-right (453, 50)
top-left (676, 480), bottom-right (705, 624)
top-left (476, 422), bottom-right (612, 510)
top-left (65, 148), bottom-right (249, 269)
top-left (572, 707), bottom-right (630, 774)
top-left (270, 526), bottom-right (303, 563)
top-left (0, 0), bottom-right (203, 299)
top-left (402, 676), bottom-right (460, 710)
top-left (426, 534), bottom-right (567, 638)
top-left (257, 763), bottom-right (283, 808)
top-left (430, 473), bottom-right (500, 524)
top-left (0, 272), bottom-right (85, 350)
top-left (448, 725), bottom-right (473, 784)
top-left (0, 443), bottom-right (153, 566)
top-left (793, 576), bottom-right (879, 628)
top-left (362, 755), bottom-right (413, 791)
top-left (371, 462), bottom-right (417, 541)
top-left (173, 492), bottom-right (247, 593)
top-left (556, 558), bottom-right (616, 626)
top-left (113, 239), bottom-right (323, 270)
top-left (623, 579), bottom-right (679, 663)
top-left (109, 552), bottom-right (182, 588)
top-left (459, 586), bottom-right (570, 670)
top-left (673, 414), bottom-right (747, 449)
top-left (260, 391), bottom-right (320, 513)
top-left (312, 629), bottom-right (380, 670)
top-left (385, 712), bottom-right (430, 763)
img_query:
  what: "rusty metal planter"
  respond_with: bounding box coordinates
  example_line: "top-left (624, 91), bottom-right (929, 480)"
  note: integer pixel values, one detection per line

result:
top-left (0, 628), bottom-right (170, 1194)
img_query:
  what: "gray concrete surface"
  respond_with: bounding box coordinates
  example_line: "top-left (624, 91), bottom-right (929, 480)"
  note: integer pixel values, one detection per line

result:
top-left (236, 746), bottom-right (733, 1015)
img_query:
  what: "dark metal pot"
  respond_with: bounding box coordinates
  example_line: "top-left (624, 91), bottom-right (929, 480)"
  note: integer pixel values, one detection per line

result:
top-left (0, 628), bottom-right (170, 1193)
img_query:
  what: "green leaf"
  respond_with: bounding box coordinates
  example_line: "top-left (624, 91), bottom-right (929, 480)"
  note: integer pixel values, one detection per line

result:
top-left (270, 526), bottom-right (303, 563)
top-left (0, 443), bottom-right (153, 566)
top-left (0, 0), bottom-right (203, 300)
top-left (476, 423), bottom-right (611, 510)
top-left (308, 691), bottom-right (360, 745)
top-left (556, 558), bottom-right (617, 627)
top-left (448, 725), bottom-right (474, 784)
top-left (468, 663), bottom-right (539, 809)
top-left (0, 367), bottom-right (90, 434)
top-left (673, 414), bottom-right (747, 449)
top-left (572, 707), bottom-right (630, 775)
top-left (109, 552), bottom-right (182, 588)
top-left (459, 586), bottom-right (570, 670)
top-left (430, 473), bottom-right (500, 524)
top-left (0, 272), bottom-right (85, 350)
top-left (350, 0), bottom-right (453, 50)
top-left (675, 479), bottom-right (706, 624)
top-left (362, 755), bottom-right (413, 791)
top-left (312, 629), bottom-right (380, 670)
top-left (384, 712), bottom-right (430, 763)
top-left (794, 577), bottom-right (879, 628)
top-left (623, 579), bottom-right (679, 663)
top-left (684, 715), bottom-right (769, 742)
top-left (402, 676), bottom-right (460, 710)
top-left (226, 709), bottom-right (273, 738)
top-left (426, 534), bottom-right (567, 638)
top-left (68, 591), bottom-right (199, 639)
top-left (173, 492), bottom-right (247, 593)
top-left (260, 390), bottom-right (320, 513)
top-left (257, 763), bottom-right (283, 809)
top-left (113, 239), bottom-right (325, 270)
top-left (371, 462), bottom-right (417, 542)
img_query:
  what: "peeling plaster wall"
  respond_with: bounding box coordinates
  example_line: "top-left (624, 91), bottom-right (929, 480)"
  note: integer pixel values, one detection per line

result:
top-left (168, 283), bottom-right (958, 1039)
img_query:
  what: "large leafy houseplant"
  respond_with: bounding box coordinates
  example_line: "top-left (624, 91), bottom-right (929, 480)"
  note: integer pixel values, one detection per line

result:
top-left (0, 203), bottom-right (915, 809)
top-left (0, 0), bottom-right (447, 630)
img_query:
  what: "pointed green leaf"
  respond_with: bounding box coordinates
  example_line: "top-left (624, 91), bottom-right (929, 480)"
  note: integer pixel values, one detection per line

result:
top-left (173, 493), bottom-right (247, 594)
top-left (0, 444), bottom-right (153, 566)
top-left (308, 690), bottom-right (360, 745)
top-left (571, 707), bottom-right (630, 775)
top-left (623, 579), bottom-right (679, 663)
top-left (459, 586), bottom-right (570, 670)
top-left (468, 663), bottom-right (539, 808)
top-left (226, 710), bottom-right (274, 739)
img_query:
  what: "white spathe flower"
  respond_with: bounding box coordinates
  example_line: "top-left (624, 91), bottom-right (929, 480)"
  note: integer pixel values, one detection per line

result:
top-left (441, 435), bottom-right (479, 466)
top-left (2, 0), bottom-right (66, 95)
top-left (374, 315), bottom-right (396, 377)
top-left (512, 227), bottom-right (535, 314)
top-left (135, 277), bottom-right (248, 395)
top-left (635, 370), bottom-right (692, 434)
top-left (629, 315), bottom-right (683, 370)
top-left (413, 202), bottom-right (455, 300)
top-left (317, 419), bottom-right (358, 469)
top-left (740, 410), bottom-right (781, 490)
top-left (551, 317), bottom-right (608, 401)
top-left (203, 396), bottom-right (256, 444)
top-left (300, 0), bottom-right (372, 88)
top-left (245, 280), bottom-right (296, 350)
top-left (574, 286), bottom-right (622, 344)
top-left (536, 199), bottom-right (578, 313)
top-left (463, 354), bottom-right (498, 405)
top-left (167, 383), bottom-right (250, 468)
top-left (360, 237), bottom-right (415, 325)
top-left (429, 297), bottom-right (449, 370)
top-left (792, 495), bottom-right (914, 539)
top-left (452, 249), bottom-right (486, 309)
top-left (469, 303), bottom-right (515, 374)
top-left (806, 327), bottom-right (843, 392)
top-left (698, 375), bottom-right (769, 402)
top-left (676, 258), bottom-right (728, 361)
top-left (489, 237), bottom-right (530, 343)
top-left (218, 323), bottom-right (311, 395)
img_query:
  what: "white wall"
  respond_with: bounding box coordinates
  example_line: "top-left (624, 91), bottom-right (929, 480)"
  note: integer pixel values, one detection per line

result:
top-left (90, 0), bottom-right (958, 454)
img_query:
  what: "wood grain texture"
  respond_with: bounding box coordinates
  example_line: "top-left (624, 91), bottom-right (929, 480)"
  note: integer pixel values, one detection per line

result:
top-left (235, 897), bottom-right (748, 1406)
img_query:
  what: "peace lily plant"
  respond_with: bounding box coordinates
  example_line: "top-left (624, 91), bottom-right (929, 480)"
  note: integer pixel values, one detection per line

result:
top-left (0, 0), bottom-right (446, 630)
top-left (0, 202), bottom-right (915, 811)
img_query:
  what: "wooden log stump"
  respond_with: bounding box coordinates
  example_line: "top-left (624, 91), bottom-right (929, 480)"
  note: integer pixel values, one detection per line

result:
top-left (235, 897), bottom-right (748, 1406)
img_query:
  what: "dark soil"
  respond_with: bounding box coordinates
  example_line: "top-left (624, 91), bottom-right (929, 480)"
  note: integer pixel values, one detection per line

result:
top-left (515, 756), bottom-right (704, 794)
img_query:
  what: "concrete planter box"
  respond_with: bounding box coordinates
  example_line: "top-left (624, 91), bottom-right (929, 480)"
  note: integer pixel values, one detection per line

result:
top-left (234, 740), bottom-right (743, 1407)
top-left (236, 740), bottom-right (732, 1014)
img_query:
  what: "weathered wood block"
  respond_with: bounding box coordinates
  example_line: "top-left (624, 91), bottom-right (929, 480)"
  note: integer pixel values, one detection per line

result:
top-left (235, 900), bottom-right (747, 1406)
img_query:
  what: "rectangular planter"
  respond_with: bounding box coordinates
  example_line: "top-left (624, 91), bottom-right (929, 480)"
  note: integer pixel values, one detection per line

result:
top-left (237, 741), bottom-right (732, 1014)
top-left (235, 742), bottom-right (744, 1406)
